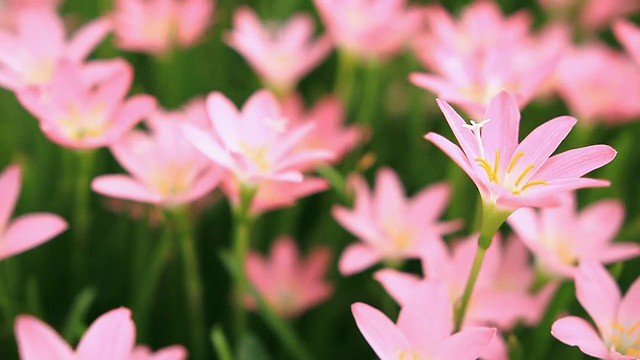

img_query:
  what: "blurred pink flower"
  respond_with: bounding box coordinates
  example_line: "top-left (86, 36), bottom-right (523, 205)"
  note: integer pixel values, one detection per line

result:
top-left (555, 43), bottom-right (640, 125)
top-left (92, 104), bottom-right (223, 208)
top-left (538, 0), bottom-right (640, 31)
top-left (411, 1), bottom-right (566, 117)
top-left (131, 345), bottom-right (187, 360)
top-left (225, 7), bottom-right (332, 95)
top-left (312, 0), bottom-right (422, 60)
top-left (112, 0), bottom-right (214, 55)
top-left (552, 261), bottom-right (640, 359)
top-left (614, 19), bottom-right (640, 69)
top-left (181, 90), bottom-right (333, 185)
top-left (244, 236), bottom-right (333, 318)
top-left (15, 307), bottom-right (136, 360)
top-left (352, 280), bottom-right (496, 360)
top-left (333, 168), bottom-right (460, 275)
top-left (0, 9), bottom-right (110, 90)
top-left (425, 91), bottom-right (616, 212)
top-left (281, 94), bottom-right (363, 164)
top-left (0, 164), bottom-right (67, 261)
top-left (17, 60), bottom-right (156, 149)
top-left (508, 193), bottom-right (640, 279)
top-left (0, 0), bottom-right (60, 30)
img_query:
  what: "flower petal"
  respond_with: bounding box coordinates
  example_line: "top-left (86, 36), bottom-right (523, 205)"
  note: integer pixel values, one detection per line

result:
top-left (575, 261), bottom-right (621, 338)
top-left (482, 90), bottom-right (520, 169)
top-left (434, 98), bottom-right (480, 160)
top-left (351, 302), bottom-right (410, 358)
top-left (76, 307), bottom-right (135, 360)
top-left (338, 243), bottom-right (381, 276)
top-left (397, 280), bottom-right (453, 347)
top-left (206, 92), bottom-right (241, 152)
top-left (92, 175), bottom-right (162, 204)
top-left (433, 327), bottom-right (496, 360)
top-left (551, 316), bottom-right (610, 359)
top-left (534, 145), bottom-right (617, 181)
top-left (374, 269), bottom-right (421, 306)
top-left (15, 315), bottom-right (74, 360)
top-left (1, 214), bottom-right (67, 260)
top-left (67, 17), bottom-right (112, 61)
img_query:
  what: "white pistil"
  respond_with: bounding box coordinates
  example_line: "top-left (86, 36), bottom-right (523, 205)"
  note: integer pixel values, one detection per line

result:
top-left (462, 118), bottom-right (491, 159)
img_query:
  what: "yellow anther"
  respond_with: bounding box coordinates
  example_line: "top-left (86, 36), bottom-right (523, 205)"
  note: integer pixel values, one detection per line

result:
top-left (507, 151), bottom-right (524, 173)
top-left (492, 149), bottom-right (500, 180)
top-left (627, 348), bottom-right (640, 356)
top-left (475, 158), bottom-right (498, 183)
top-left (514, 164), bottom-right (534, 187)
top-left (520, 180), bottom-right (548, 192)
top-left (613, 322), bottom-right (626, 333)
top-left (628, 321), bottom-right (640, 335)
top-left (611, 335), bottom-right (622, 347)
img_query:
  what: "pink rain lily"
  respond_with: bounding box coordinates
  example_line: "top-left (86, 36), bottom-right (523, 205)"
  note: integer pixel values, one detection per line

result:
top-left (0, 9), bottom-right (110, 90)
top-left (181, 90), bottom-right (334, 185)
top-left (411, 1), bottom-right (566, 117)
top-left (130, 345), bottom-right (187, 360)
top-left (312, 0), bottom-right (422, 60)
top-left (225, 6), bottom-right (332, 95)
top-left (552, 261), bottom-right (640, 359)
top-left (0, 164), bottom-right (67, 261)
top-left (244, 236), bottom-right (333, 318)
top-left (538, 0), bottom-right (640, 31)
top-left (508, 193), bottom-right (640, 279)
top-left (614, 19), bottom-right (640, 69)
top-left (92, 104), bottom-right (223, 208)
top-left (352, 280), bottom-right (496, 360)
top-left (333, 167), bottom-right (460, 275)
top-left (424, 90), bottom-right (616, 212)
top-left (112, 0), bottom-right (214, 55)
top-left (0, 0), bottom-right (60, 30)
top-left (281, 94), bottom-right (363, 164)
top-left (554, 43), bottom-right (640, 125)
top-left (17, 60), bottom-right (156, 149)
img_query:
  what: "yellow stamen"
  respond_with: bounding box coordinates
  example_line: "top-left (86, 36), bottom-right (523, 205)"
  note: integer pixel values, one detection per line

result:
top-left (613, 322), bottom-right (626, 333)
top-left (507, 151), bottom-right (524, 173)
top-left (492, 149), bottom-right (499, 180)
top-left (521, 180), bottom-right (548, 191)
top-left (628, 321), bottom-right (640, 335)
top-left (611, 335), bottom-right (622, 347)
top-left (514, 164), bottom-right (534, 187)
top-left (475, 158), bottom-right (498, 183)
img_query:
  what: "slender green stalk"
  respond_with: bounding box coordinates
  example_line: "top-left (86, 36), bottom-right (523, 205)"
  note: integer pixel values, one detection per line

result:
top-left (73, 149), bottom-right (95, 287)
top-left (174, 208), bottom-right (206, 360)
top-left (356, 60), bottom-right (381, 125)
top-left (334, 50), bottom-right (357, 108)
top-left (211, 325), bottom-right (234, 360)
top-left (231, 184), bottom-right (258, 342)
top-left (454, 243), bottom-right (488, 332)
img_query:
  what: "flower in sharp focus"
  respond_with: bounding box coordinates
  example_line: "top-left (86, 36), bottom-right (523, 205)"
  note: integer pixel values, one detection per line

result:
top-left (92, 103), bottom-right (223, 208)
top-left (244, 236), bottom-right (333, 318)
top-left (552, 261), bottom-right (640, 359)
top-left (507, 192), bottom-right (640, 279)
top-left (0, 164), bottom-right (67, 261)
top-left (333, 167), bottom-right (460, 275)
top-left (352, 280), bottom-right (496, 360)
top-left (425, 90), bottom-right (616, 213)
top-left (17, 60), bottom-right (156, 149)
top-left (0, 8), bottom-right (110, 90)
top-left (112, 0), bottom-right (214, 55)
top-left (225, 6), bottom-right (332, 96)
top-left (181, 90), bottom-right (334, 186)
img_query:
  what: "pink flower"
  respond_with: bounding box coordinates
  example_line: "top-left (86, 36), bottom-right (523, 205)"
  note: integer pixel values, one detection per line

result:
top-left (244, 236), bottom-right (333, 318)
top-left (424, 90), bottom-right (616, 212)
top-left (614, 19), bottom-right (640, 69)
top-left (225, 7), bottom-right (332, 95)
top-left (411, 1), bottom-right (566, 117)
top-left (130, 345), bottom-right (187, 360)
top-left (554, 43), bottom-right (640, 125)
top-left (312, 0), bottom-right (422, 60)
top-left (333, 168), bottom-right (460, 275)
top-left (0, 164), bottom-right (67, 261)
top-left (112, 0), bottom-right (214, 55)
top-left (17, 60), bottom-right (156, 149)
top-left (552, 261), bottom-right (640, 359)
top-left (538, 0), bottom-right (640, 31)
top-left (181, 90), bottom-right (333, 185)
top-left (281, 94), bottom-right (363, 164)
top-left (508, 193), bottom-right (640, 279)
top-left (15, 307), bottom-right (136, 360)
top-left (92, 104), bottom-right (223, 208)
top-left (0, 0), bottom-right (60, 30)
top-left (0, 9), bottom-right (110, 90)
top-left (352, 280), bottom-right (496, 360)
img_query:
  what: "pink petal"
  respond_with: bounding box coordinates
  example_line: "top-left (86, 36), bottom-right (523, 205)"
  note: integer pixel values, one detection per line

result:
top-left (534, 145), bottom-right (617, 181)
top-left (92, 175), bottom-right (162, 204)
top-left (506, 208), bottom-right (539, 245)
top-left (206, 92), bottom-right (240, 152)
top-left (434, 98), bottom-right (480, 160)
top-left (575, 261), bottom-right (621, 337)
top-left (242, 90), bottom-right (280, 125)
top-left (15, 315), bottom-right (74, 360)
top-left (433, 327), bottom-right (496, 360)
top-left (1, 214), bottom-right (67, 260)
top-left (374, 269), bottom-right (421, 306)
top-left (332, 206), bottom-right (383, 247)
top-left (181, 123), bottom-right (233, 168)
top-left (482, 91), bottom-right (520, 166)
top-left (617, 274), bottom-right (640, 326)
top-left (551, 316), bottom-right (610, 359)
top-left (614, 19), bottom-right (640, 67)
top-left (18, 9), bottom-right (64, 58)
top-left (110, 95), bottom-right (156, 140)
top-left (578, 199), bottom-right (624, 245)
top-left (410, 182), bottom-right (451, 222)
top-left (67, 17), bottom-right (112, 61)
top-left (337, 243), bottom-right (381, 276)
top-left (94, 59), bottom-right (133, 111)
top-left (351, 302), bottom-right (410, 358)
top-left (373, 168), bottom-right (406, 222)
top-left (597, 243), bottom-right (640, 264)
top-left (76, 307), bottom-right (135, 360)
top-left (0, 164), bottom-right (21, 229)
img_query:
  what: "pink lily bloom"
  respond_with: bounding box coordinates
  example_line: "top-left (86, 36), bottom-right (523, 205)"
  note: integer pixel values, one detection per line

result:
top-left (0, 9), bottom-right (110, 90)
top-left (411, 2), bottom-right (566, 117)
top-left (131, 345), bottom-right (187, 360)
top-left (552, 261), bottom-right (640, 359)
top-left (554, 43), bottom-right (640, 125)
top-left (244, 236), bottom-right (333, 318)
top-left (312, 0), bottom-right (423, 60)
top-left (538, 0), bottom-right (640, 31)
top-left (424, 90), bottom-right (616, 212)
top-left (0, 164), bottom-right (67, 261)
top-left (15, 307), bottom-right (136, 360)
top-left (0, 0), bottom-right (60, 30)
top-left (92, 104), bottom-right (223, 208)
top-left (333, 168), bottom-right (460, 275)
top-left (17, 60), bottom-right (156, 149)
top-left (281, 94), bottom-right (363, 164)
top-left (112, 0), bottom-right (214, 55)
top-left (181, 90), bottom-right (334, 185)
top-left (614, 19), bottom-right (640, 69)
top-left (225, 7), bottom-right (332, 95)
top-left (352, 280), bottom-right (496, 360)
top-left (508, 193), bottom-right (640, 279)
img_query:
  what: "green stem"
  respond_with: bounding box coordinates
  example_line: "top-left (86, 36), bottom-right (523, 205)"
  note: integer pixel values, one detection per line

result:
top-left (174, 208), bottom-right (206, 360)
top-left (211, 325), bottom-right (234, 360)
top-left (231, 184), bottom-right (258, 342)
top-left (334, 50), bottom-right (357, 108)
top-left (73, 149), bottom-right (95, 287)
top-left (356, 61), bottom-right (381, 126)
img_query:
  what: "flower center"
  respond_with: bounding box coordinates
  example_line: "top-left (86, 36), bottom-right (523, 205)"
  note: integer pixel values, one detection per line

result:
top-left (397, 351), bottom-right (422, 360)
top-left (238, 142), bottom-right (272, 174)
top-left (611, 321), bottom-right (640, 357)
top-left (24, 58), bottom-right (54, 86)
top-left (56, 103), bottom-right (108, 140)
top-left (151, 162), bottom-right (193, 195)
